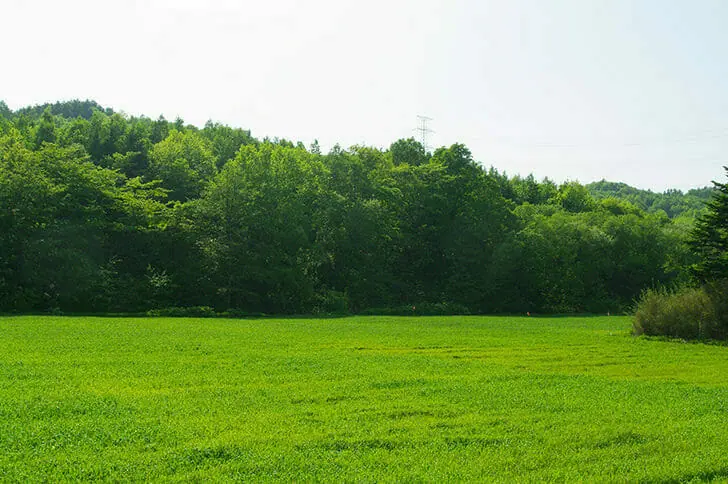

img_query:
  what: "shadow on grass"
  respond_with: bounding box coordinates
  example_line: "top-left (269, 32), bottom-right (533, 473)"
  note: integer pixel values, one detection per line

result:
top-left (652, 467), bottom-right (728, 484)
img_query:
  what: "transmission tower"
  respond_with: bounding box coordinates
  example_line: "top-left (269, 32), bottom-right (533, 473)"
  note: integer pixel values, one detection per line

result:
top-left (415, 115), bottom-right (434, 152)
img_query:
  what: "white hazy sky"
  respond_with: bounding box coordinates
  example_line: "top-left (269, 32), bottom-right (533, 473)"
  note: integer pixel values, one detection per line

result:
top-left (2, 0), bottom-right (728, 191)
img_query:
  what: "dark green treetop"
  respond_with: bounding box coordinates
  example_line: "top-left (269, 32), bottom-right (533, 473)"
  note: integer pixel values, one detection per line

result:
top-left (690, 166), bottom-right (728, 281)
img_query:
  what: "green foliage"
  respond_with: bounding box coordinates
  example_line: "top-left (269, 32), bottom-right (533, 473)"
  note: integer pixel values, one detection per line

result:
top-left (360, 302), bottom-right (470, 315)
top-left (0, 100), bottom-right (11, 119)
top-left (557, 181), bottom-right (596, 212)
top-left (633, 282), bottom-right (728, 340)
top-left (0, 134), bottom-right (121, 310)
top-left (33, 107), bottom-right (56, 147)
top-left (509, 174), bottom-right (558, 205)
top-left (0, 101), bottom-right (710, 315)
top-left (201, 120), bottom-right (255, 167)
top-left (389, 137), bottom-right (428, 166)
top-left (598, 197), bottom-right (643, 216)
top-left (490, 204), bottom-right (673, 313)
top-left (587, 179), bottom-right (712, 219)
top-left (313, 290), bottom-right (350, 314)
top-left (690, 167), bottom-right (728, 282)
top-left (148, 130), bottom-right (217, 201)
top-left (14, 99), bottom-right (112, 120)
top-left (146, 306), bottom-right (216, 317)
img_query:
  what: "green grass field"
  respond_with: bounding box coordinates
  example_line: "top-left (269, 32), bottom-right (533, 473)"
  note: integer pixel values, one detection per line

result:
top-left (2, 315), bottom-right (728, 481)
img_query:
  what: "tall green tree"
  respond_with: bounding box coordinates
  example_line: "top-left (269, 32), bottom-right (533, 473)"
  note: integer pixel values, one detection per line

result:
top-left (690, 167), bottom-right (728, 281)
top-left (0, 101), bottom-right (11, 119)
top-left (201, 120), bottom-right (255, 168)
top-left (33, 108), bottom-right (57, 147)
top-left (390, 138), bottom-right (428, 166)
top-left (194, 143), bottom-right (325, 312)
top-left (147, 130), bottom-right (217, 201)
top-left (316, 146), bottom-right (400, 310)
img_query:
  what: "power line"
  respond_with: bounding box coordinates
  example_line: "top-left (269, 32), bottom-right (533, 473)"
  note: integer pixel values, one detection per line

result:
top-left (466, 127), bottom-right (728, 150)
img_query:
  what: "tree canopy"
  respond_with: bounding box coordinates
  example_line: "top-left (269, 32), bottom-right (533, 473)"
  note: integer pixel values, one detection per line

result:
top-left (690, 166), bottom-right (728, 282)
top-left (0, 99), bottom-right (713, 315)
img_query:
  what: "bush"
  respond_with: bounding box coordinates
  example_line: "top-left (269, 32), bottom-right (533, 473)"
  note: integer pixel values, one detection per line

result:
top-left (219, 308), bottom-right (266, 318)
top-left (359, 302), bottom-right (471, 316)
top-left (633, 282), bottom-right (728, 340)
top-left (705, 279), bottom-right (728, 339)
top-left (313, 291), bottom-right (350, 315)
top-left (146, 306), bottom-right (216, 318)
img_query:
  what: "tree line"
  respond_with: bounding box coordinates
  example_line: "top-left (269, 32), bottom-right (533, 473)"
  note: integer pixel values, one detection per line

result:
top-left (0, 100), bottom-right (711, 315)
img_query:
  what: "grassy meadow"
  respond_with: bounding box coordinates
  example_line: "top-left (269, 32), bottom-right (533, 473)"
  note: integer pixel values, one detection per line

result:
top-left (1, 315), bottom-right (728, 481)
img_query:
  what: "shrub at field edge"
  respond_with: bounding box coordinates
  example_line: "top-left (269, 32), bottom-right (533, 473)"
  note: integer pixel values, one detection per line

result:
top-left (633, 280), bottom-right (728, 340)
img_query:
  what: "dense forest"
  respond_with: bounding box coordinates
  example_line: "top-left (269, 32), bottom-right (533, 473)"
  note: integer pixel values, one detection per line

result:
top-left (0, 100), bottom-right (715, 315)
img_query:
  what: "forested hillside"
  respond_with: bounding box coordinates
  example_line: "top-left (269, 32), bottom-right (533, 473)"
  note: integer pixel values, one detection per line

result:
top-left (0, 100), bottom-right (710, 314)
top-left (586, 180), bottom-right (712, 219)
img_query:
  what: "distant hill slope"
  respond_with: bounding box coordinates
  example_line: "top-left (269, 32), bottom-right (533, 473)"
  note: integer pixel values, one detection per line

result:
top-left (586, 180), bottom-right (712, 219)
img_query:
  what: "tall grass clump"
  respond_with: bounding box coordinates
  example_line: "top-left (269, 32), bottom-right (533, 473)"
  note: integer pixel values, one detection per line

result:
top-left (633, 281), bottom-right (728, 340)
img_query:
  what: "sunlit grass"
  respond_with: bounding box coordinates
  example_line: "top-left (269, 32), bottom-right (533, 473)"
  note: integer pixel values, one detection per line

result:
top-left (2, 315), bottom-right (728, 481)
